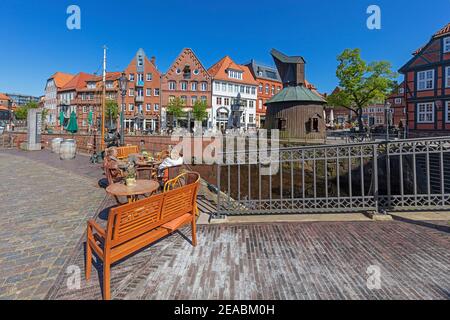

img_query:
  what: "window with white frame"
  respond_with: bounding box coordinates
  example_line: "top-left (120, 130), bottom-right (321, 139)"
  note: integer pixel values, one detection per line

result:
top-left (146, 73), bottom-right (152, 81)
top-left (417, 70), bottom-right (435, 90)
top-left (445, 101), bottom-right (450, 122)
top-left (146, 88), bottom-right (151, 96)
top-left (214, 82), bottom-right (220, 91)
top-left (129, 73), bottom-right (135, 81)
top-left (228, 69), bottom-right (243, 80)
top-left (444, 37), bottom-right (450, 53)
top-left (191, 82), bottom-right (198, 91)
top-left (154, 88), bottom-right (160, 96)
top-left (395, 98), bottom-right (402, 105)
top-left (154, 104), bottom-right (159, 111)
top-left (399, 87), bottom-right (404, 94)
top-left (168, 81), bottom-right (176, 90)
top-left (446, 66), bottom-right (450, 88)
top-left (200, 82), bottom-right (207, 91)
top-left (146, 104), bottom-right (151, 111)
top-left (259, 84), bottom-right (263, 93)
top-left (259, 99), bottom-right (263, 109)
top-left (180, 81), bottom-right (187, 91)
top-left (417, 102), bottom-right (434, 123)
top-left (129, 88), bottom-right (134, 96)
top-left (129, 104), bottom-right (134, 112)
top-left (222, 83), bottom-right (227, 91)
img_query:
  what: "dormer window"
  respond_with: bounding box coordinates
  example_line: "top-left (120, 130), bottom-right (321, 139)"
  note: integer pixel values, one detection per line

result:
top-left (87, 82), bottom-right (96, 89)
top-left (444, 37), bottom-right (450, 53)
top-left (228, 69), bottom-right (243, 80)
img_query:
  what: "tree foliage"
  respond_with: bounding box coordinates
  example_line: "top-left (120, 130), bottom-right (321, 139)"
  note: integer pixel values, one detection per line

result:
top-left (327, 48), bottom-right (397, 130)
top-left (192, 100), bottom-right (208, 122)
top-left (166, 97), bottom-right (185, 119)
top-left (14, 101), bottom-right (40, 120)
top-left (105, 100), bottom-right (119, 121)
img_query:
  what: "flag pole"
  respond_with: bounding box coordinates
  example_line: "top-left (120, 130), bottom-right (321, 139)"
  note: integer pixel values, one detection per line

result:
top-left (101, 45), bottom-right (107, 151)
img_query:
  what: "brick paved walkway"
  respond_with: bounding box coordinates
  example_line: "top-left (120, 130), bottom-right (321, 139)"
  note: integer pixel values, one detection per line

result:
top-left (0, 152), bottom-right (106, 299)
top-left (1, 150), bottom-right (449, 300)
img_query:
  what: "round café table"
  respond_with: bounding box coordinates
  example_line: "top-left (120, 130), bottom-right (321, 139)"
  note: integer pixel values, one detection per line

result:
top-left (106, 179), bottom-right (160, 204)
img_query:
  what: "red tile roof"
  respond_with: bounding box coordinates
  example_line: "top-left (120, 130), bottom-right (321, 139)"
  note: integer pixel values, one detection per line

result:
top-left (208, 56), bottom-right (258, 85)
top-left (0, 93), bottom-right (10, 101)
top-left (87, 72), bottom-right (122, 82)
top-left (60, 72), bottom-right (94, 92)
top-left (50, 72), bottom-right (74, 88)
top-left (433, 22), bottom-right (450, 38)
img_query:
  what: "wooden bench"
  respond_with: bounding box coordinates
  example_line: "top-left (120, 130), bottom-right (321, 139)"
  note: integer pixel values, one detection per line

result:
top-left (116, 145), bottom-right (139, 160)
top-left (85, 171), bottom-right (200, 300)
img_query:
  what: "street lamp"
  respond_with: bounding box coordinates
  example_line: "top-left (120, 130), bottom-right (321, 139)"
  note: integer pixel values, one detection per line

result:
top-left (118, 72), bottom-right (128, 146)
top-left (384, 101), bottom-right (392, 141)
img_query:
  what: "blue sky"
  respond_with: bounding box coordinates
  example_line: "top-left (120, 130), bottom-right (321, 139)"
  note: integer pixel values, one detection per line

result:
top-left (1, 0), bottom-right (449, 96)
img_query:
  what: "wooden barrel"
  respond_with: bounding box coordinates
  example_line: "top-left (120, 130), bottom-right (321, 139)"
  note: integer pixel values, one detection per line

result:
top-left (59, 140), bottom-right (77, 160)
top-left (51, 138), bottom-right (64, 153)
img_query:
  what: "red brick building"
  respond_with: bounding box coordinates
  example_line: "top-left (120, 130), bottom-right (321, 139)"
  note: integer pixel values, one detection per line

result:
top-left (387, 82), bottom-right (407, 128)
top-left (72, 72), bottom-right (121, 132)
top-left (122, 48), bottom-right (161, 133)
top-left (399, 22), bottom-right (450, 135)
top-left (57, 72), bottom-right (94, 130)
top-left (161, 48), bottom-right (212, 130)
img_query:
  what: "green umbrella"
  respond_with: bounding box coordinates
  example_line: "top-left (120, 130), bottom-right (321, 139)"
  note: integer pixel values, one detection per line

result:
top-left (88, 111), bottom-right (93, 126)
top-left (59, 111), bottom-right (65, 128)
top-left (66, 111), bottom-right (78, 134)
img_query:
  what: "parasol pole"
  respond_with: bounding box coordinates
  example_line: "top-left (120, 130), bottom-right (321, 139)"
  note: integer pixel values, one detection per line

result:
top-left (100, 45), bottom-right (107, 151)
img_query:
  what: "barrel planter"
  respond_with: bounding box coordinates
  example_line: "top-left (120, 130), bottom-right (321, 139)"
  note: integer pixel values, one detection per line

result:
top-left (51, 138), bottom-right (64, 153)
top-left (59, 139), bottom-right (77, 160)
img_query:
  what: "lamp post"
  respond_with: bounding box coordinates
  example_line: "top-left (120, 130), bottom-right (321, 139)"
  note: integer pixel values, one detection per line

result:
top-left (384, 101), bottom-right (392, 141)
top-left (118, 72), bottom-right (128, 146)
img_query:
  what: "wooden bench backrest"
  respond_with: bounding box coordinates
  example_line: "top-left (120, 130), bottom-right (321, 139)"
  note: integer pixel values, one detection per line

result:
top-left (160, 180), bottom-right (199, 222)
top-left (107, 193), bottom-right (164, 247)
top-left (106, 172), bottom-right (200, 248)
top-left (117, 145), bottom-right (139, 159)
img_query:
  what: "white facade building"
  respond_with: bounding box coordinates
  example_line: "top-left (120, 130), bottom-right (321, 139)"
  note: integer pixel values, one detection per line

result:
top-left (44, 72), bottom-right (73, 125)
top-left (208, 56), bottom-right (257, 131)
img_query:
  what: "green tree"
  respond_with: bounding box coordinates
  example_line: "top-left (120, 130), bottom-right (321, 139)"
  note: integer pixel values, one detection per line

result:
top-left (327, 48), bottom-right (397, 132)
top-left (13, 101), bottom-right (40, 120)
top-left (166, 97), bottom-right (185, 127)
top-left (192, 100), bottom-right (208, 122)
top-left (105, 100), bottom-right (119, 120)
top-left (14, 106), bottom-right (28, 120)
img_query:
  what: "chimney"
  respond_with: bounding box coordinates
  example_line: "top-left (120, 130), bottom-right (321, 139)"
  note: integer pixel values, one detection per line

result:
top-left (151, 56), bottom-right (156, 65)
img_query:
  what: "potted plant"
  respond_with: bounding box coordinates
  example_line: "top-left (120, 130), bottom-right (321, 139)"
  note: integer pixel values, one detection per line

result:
top-left (125, 163), bottom-right (137, 186)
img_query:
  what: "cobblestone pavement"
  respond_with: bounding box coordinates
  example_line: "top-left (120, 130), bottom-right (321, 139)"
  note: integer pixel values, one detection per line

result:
top-left (1, 150), bottom-right (450, 300)
top-left (0, 152), bottom-right (106, 299)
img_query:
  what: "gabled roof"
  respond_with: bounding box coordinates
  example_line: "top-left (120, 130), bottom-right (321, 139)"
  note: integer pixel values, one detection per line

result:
top-left (49, 72), bottom-right (74, 88)
top-left (0, 93), bottom-right (10, 101)
top-left (208, 56), bottom-right (258, 85)
top-left (401, 22), bottom-right (450, 72)
top-left (164, 48), bottom-right (211, 79)
top-left (245, 60), bottom-right (281, 82)
top-left (433, 22), bottom-right (450, 38)
top-left (60, 72), bottom-right (94, 92)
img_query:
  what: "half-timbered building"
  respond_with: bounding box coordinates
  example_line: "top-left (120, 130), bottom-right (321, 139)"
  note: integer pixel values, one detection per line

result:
top-left (399, 22), bottom-right (450, 136)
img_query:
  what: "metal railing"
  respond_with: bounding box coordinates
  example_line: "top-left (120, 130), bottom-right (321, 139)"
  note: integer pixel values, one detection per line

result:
top-left (215, 136), bottom-right (450, 216)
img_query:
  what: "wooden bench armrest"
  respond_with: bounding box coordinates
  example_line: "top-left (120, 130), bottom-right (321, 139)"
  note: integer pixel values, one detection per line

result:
top-left (88, 219), bottom-right (106, 238)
